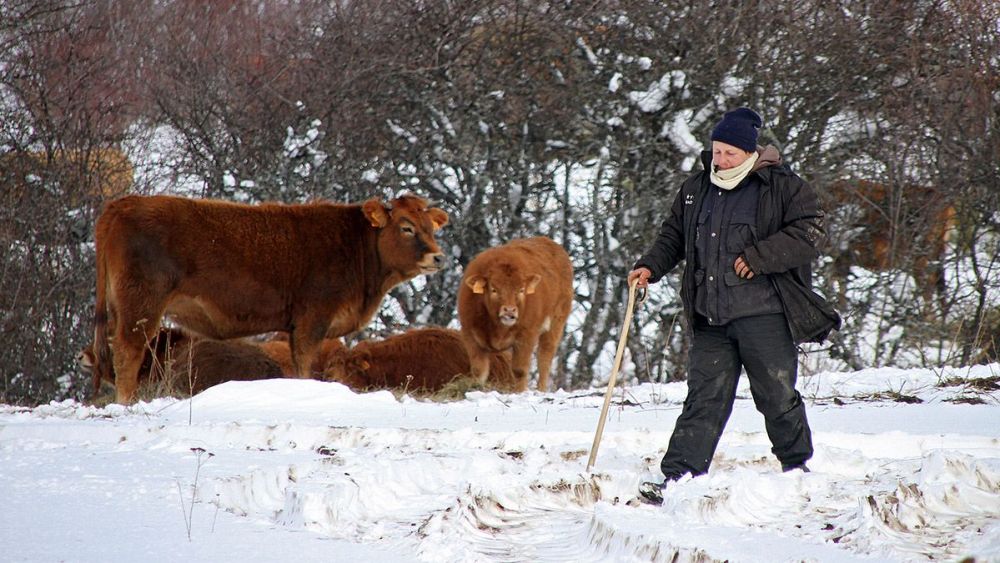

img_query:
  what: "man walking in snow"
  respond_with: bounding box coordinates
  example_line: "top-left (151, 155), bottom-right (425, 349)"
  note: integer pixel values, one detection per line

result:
top-left (628, 107), bottom-right (840, 505)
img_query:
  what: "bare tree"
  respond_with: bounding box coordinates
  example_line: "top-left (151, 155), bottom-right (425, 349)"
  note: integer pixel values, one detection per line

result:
top-left (1, 0), bottom-right (140, 403)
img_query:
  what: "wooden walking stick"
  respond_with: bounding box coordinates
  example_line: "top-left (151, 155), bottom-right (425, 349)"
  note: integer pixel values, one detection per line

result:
top-left (587, 277), bottom-right (645, 472)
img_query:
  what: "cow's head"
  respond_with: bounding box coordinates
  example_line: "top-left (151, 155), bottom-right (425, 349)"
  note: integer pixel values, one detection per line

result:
top-left (77, 345), bottom-right (95, 372)
top-left (363, 194), bottom-right (449, 277)
top-left (324, 350), bottom-right (372, 390)
top-left (77, 344), bottom-right (101, 391)
top-left (465, 262), bottom-right (541, 327)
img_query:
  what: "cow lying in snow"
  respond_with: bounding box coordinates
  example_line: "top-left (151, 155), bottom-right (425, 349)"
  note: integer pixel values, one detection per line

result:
top-left (170, 339), bottom-right (285, 394)
top-left (324, 327), bottom-right (517, 392)
top-left (457, 237), bottom-right (574, 392)
top-left (91, 193), bottom-right (448, 404)
top-left (80, 331), bottom-right (290, 397)
top-left (81, 327), bottom-right (514, 397)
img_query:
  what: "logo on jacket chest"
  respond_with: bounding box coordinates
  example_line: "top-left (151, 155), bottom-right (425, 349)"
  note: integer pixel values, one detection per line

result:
top-left (685, 194), bottom-right (695, 205)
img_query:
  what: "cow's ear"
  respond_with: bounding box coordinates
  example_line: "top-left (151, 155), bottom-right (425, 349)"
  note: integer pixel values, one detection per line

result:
top-left (465, 276), bottom-right (487, 294)
top-left (362, 198), bottom-right (390, 228)
top-left (526, 274), bottom-right (542, 294)
top-left (356, 351), bottom-right (372, 372)
top-left (427, 207), bottom-right (449, 231)
top-left (347, 350), bottom-right (371, 371)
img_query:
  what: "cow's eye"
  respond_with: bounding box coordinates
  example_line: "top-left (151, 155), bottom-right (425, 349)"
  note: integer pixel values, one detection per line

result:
top-left (401, 225), bottom-right (415, 236)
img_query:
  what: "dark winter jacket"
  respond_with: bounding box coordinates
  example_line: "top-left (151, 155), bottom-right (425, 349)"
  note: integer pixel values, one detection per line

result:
top-left (635, 145), bottom-right (841, 343)
top-left (692, 171), bottom-right (783, 324)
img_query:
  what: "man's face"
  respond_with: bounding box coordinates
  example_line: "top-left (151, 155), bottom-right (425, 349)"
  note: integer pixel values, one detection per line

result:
top-left (712, 141), bottom-right (752, 170)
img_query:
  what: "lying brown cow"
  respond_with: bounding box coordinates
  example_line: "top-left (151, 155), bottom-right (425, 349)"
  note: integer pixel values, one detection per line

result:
top-left (80, 330), bottom-right (284, 397)
top-left (324, 326), bottom-right (517, 392)
top-left (91, 193), bottom-right (448, 404)
top-left (171, 340), bottom-right (285, 394)
top-left (257, 337), bottom-right (345, 377)
top-left (458, 237), bottom-right (574, 392)
top-left (83, 331), bottom-right (344, 382)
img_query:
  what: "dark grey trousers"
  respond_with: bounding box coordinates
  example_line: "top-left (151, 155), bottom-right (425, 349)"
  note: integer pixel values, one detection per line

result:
top-left (660, 313), bottom-right (813, 478)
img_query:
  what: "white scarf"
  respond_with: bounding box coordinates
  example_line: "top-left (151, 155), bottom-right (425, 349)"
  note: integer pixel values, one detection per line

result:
top-left (710, 151), bottom-right (759, 190)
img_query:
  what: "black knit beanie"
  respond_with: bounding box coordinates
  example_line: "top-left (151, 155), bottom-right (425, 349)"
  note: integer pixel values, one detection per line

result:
top-left (710, 107), bottom-right (762, 152)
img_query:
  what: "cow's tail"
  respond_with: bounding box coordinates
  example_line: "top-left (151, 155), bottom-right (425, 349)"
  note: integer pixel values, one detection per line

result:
top-left (91, 223), bottom-right (113, 398)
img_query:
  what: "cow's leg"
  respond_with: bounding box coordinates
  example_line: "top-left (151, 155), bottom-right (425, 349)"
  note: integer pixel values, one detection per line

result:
top-left (289, 321), bottom-right (324, 379)
top-left (110, 269), bottom-right (173, 403)
top-left (468, 349), bottom-right (491, 385)
top-left (535, 318), bottom-right (568, 393)
top-left (111, 309), bottom-right (162, 404)
top-left (510, 333), bottom-right (540, 392)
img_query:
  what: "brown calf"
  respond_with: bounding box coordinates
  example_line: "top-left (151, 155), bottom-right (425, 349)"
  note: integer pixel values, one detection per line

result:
top-left (458, 237), bottom-right (574, 392)
top-left (79, 330), bottom-right (287, 397)
top-left (170, 340), bottom-right (285, 394)
top-left (92, 193), bottom-right (448, 403)
top-left (324, 327), bottom-right (517, 392)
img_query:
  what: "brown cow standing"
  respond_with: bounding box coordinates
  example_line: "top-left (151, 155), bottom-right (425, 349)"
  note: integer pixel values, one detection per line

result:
top-left (324, 327), bottom-right (518, 392)
top-left (825, 180), bottom-right (955, 311)
top-left (92, 193), bottom-right (448, 404)
top-left (458, 237), bottom-right (574, 392)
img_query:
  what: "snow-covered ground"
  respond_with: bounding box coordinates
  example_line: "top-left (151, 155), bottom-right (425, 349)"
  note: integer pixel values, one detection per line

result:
top-left (3, 364), bottom-right (999, 562)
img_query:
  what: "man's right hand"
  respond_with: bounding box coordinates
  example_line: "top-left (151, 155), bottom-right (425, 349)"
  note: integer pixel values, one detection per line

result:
top-left (628, 267), bottom-right (653, 288)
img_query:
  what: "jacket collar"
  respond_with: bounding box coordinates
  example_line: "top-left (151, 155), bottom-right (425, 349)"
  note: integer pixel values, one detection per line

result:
top-left (699, 145), bottom-right (783, 181)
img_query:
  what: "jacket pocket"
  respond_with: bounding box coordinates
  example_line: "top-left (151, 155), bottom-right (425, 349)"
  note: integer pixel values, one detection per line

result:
top-left (726, 271), bottom-right (783, 318)
top-left (726, 207), bottom-right (757, 253)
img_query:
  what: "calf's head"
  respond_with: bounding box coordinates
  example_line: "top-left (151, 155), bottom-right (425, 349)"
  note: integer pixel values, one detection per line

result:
top-left (363, 194), bottom-right (449, 277)
top-left (324, 350), bottom-right (372, 390)
top-left (466, 263), bottom-right (541, 327)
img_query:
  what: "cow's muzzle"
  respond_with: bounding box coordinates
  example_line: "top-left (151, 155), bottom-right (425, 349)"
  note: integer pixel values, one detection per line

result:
top-left (499, 307), bottom-right (518, 327)
top-left (420, 253), bottom-right (447, 273)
